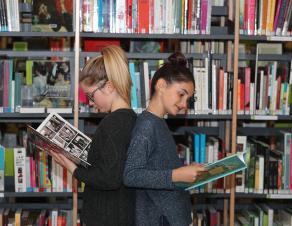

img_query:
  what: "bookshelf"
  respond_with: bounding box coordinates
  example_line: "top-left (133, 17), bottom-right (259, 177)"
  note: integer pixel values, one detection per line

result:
top-left (0, 0), bottom-right (291, 225)
top-left (230, 1), bottom-right (292, 225)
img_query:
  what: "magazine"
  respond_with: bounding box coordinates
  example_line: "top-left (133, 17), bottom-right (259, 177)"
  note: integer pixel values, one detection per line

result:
top-left (176, 152), bottom-right (247, 191)
top-left (27, 113), bottom-right (91, 168)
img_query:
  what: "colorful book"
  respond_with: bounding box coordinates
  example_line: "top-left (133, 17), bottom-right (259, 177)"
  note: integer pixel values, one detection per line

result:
top-left (176, 152), bottom-right (247, 191)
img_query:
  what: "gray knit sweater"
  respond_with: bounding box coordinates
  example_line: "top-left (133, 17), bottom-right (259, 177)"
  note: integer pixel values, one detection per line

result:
top-left (123, 111), bottom-right (192, 226)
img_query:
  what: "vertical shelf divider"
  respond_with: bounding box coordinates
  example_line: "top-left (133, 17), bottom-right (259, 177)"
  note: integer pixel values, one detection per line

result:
top-left (229, 0), bottom-right (240, 225)
top-left (73, 0), bottom-right (81, 225)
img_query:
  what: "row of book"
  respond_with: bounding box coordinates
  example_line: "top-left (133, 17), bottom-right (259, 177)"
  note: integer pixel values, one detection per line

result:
top-left (1, 125), bottom-right (292, 195)
top-left (0, 59), bottom-right (73, 114)
top-left (192, 205), bottom-right (292, 226)
top-left (0, 0), bottom-right (222, 34)
top-left (2, 0), bottom-right (292, 36)
top-left (0, 145), bottom-right (73, 193)
top-left (0, 209), bottom-right (75, 226)
top-left (239, 0), bottom-right (292, 36)
top-left (238, 43), bottom-right (292, 115)
top-left (1, 58), bottom-right (291, 115)
top-left (1, 205), bottom-right (292, 226)
top-left (129, 59), bottom-right (233, 114)
top-left (237, 62), bottom-right (292, 115)
top-left (241, 133), bottom-right (292, 194)
top-left (0, 0), bottom-right (73, 32)
top-left (81, 0), bottom-right (216, 34)
top-left (178, 131), bottom-right (292, 194)
top-left (180, 40), bottom-right (225, 55)
top-left (0, 0), bottom-right (21, 32)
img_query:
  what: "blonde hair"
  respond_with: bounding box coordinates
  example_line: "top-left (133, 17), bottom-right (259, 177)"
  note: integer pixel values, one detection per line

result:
top-left (79, 45), bottom-right (132, 106)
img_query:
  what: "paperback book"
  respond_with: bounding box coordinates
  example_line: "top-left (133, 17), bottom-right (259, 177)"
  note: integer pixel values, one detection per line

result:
top-left (27, 113), bottom-right (91, 168)
top-left (176, 152), bottom-right (247, 191)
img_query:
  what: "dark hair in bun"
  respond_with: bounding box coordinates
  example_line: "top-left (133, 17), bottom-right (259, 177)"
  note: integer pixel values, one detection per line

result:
top-left (168, 52), bottom-right (187, 67)
top-left (150, 52), bottom-right (194, 97)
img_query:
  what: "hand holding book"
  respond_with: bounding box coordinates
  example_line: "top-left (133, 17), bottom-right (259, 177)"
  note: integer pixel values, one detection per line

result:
top-left (27, 113), bottom-right (91, 168)
top-left (50, 151), bottom-right (77, 174)
top-left (172, 163), bottom-right (206, 183)
top-left (175, 152), bottom-right (247, 191)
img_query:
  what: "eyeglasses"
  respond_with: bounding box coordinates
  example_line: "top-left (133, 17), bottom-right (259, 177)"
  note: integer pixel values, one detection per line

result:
top-left (86, 80), bottom-right (107, 102)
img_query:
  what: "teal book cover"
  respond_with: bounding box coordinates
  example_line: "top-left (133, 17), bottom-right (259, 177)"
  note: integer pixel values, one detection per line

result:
top-left (176, 152), bottom-right (247, 191)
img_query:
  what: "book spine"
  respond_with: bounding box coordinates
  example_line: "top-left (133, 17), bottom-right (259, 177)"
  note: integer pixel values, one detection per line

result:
top-left (245, 68), bottom-right (251, 113)
top-left (126, 0), bottom-right (133, 33)
top-left (137, 0), bottom-right (149, 33)
top-left (92, 0), bottom-right (99, 32)
top-left (273, 0), bottom-right (283, 32)
top-left (194, 133), bottom-right (200, 163)
top-left (248, 0), bottom-right (256, 35)
top-left (14, 147), bottom-right (26, 192)
top-left (200, 0), bottom-right (207, 34)
top-left (129, 62), bottom-right (138, 109)
top-left (25, 156), bottom-right (32, 192)
top-left (200, 134), bottom-right (206, 164)
top-left (0, 146), bottom-right (4, 191)
top-left (115, 0), bottom-right (126, 33)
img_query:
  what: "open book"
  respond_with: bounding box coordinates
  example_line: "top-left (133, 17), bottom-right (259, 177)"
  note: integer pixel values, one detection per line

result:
top-left (27, 113), bottom-right (91, 168)
top-left (176, 152), bottom-right (247, 191)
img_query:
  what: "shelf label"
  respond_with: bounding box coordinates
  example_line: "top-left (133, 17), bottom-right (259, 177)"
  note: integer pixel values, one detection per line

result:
top-left (251, 115), bottom-right (278, 120)
top-left (267, 36), bottom-right (292, 42)
top-left (267, 194), bottom-right (292, 199)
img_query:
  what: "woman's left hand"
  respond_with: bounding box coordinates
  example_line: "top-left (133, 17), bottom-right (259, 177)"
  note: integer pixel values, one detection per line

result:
top-left (50, 151), bottom-right (77, 174)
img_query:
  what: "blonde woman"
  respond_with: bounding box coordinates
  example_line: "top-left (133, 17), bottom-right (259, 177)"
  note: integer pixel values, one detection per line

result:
top-left (52, 45), bottom-right (136, 226)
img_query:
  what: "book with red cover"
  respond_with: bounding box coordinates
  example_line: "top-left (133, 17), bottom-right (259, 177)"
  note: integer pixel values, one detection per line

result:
top-left (138, 0), bottom-right (149, 33)
top-left (83, 39), bottom-right (121, 52)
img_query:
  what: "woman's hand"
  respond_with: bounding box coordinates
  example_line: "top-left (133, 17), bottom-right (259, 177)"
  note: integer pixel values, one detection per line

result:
top-left (172, 163), bottom-right (206, 183)
top-left (50, 151), bottom-right (77, 174)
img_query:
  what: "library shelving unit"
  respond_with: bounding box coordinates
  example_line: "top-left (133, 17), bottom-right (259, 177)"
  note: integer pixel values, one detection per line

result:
top-left (230, 2), bottom-right (292, 226)
top-left (1, 0), bottom-right (292, 225)
top-left (0, 2), bottom-right (79, 224)
top-left (0, 0), bottom-right (242, 225)
top-left (75, 0), bottom-right (292, 222)
top-left (76, 1), bottom-right (238, 226)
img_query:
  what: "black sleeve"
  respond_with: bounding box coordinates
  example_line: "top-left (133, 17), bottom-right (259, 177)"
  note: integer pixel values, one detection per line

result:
top-left (73, 118), bottom-right (130, 190)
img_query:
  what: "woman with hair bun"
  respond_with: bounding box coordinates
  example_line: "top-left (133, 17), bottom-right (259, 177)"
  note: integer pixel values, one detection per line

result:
top-left (124, 52), bottom-right (206, 226)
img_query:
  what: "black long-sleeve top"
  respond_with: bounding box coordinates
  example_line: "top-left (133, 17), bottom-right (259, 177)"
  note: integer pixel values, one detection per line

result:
top-left (73, 109), bottom-right (137, 226)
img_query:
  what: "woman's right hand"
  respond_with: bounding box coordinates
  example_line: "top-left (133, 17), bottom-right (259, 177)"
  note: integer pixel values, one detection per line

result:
top-left (172, 163), bottom-right (206, 183)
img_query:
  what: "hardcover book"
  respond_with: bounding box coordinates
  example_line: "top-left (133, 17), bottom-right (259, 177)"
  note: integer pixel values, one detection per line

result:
top-left (176, 152), bottom-right (247, 191)
top-left (27, 113), bottom-right (91, 168)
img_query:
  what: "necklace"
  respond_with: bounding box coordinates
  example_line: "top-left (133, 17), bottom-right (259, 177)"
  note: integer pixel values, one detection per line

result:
top-left (146, 108), bottom-right (155, 115)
